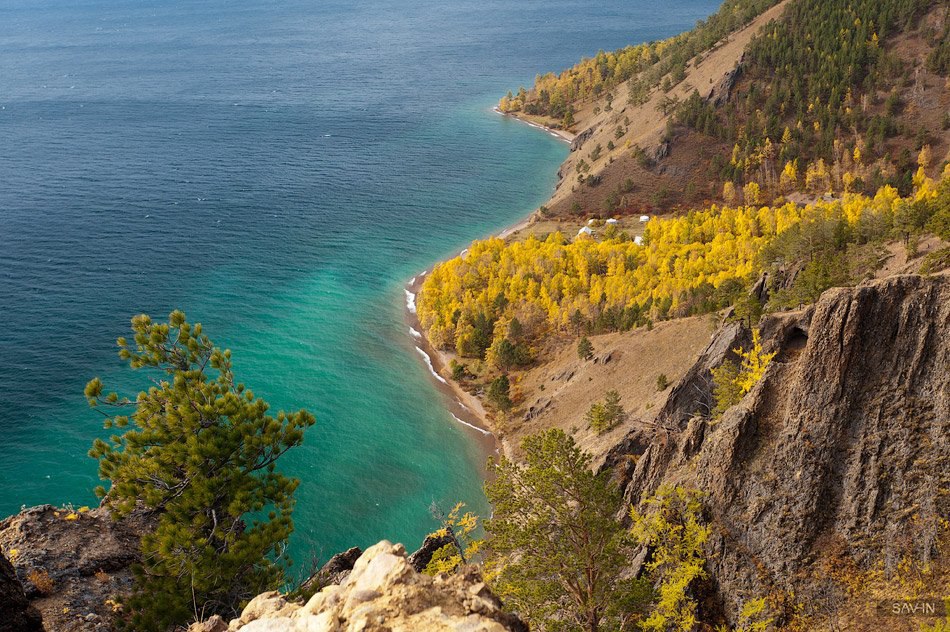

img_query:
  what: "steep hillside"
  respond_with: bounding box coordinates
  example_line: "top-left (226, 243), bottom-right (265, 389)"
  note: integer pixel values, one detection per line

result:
top-left (506, 0), bottom-right (793, 216)
top-left (501, 0), bottom-right (950, 218)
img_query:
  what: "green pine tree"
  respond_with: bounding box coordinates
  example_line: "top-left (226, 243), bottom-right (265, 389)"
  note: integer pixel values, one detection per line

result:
top-left (577, 336), bottom-right (594, 361)
top-left (485, 430), bottom-right (652, 632)
top-left (487, 375), bottom-right (513, 412)
top-left (86, 311), bottom-right (315, 631)
top-left (586, 390), bottom-right (625, 434)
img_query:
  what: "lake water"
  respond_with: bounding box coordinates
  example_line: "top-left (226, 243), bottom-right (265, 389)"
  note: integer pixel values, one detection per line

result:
top-left (0, 0), bottom-right (719, 570)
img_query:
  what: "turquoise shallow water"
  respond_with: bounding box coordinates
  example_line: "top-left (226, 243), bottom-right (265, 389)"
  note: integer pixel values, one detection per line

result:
top-left (0, 0), bottom-right (719, 569)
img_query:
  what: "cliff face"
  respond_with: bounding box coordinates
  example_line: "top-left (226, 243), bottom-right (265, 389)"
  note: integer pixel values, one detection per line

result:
top-left (611, 274), bottom-right (950, 623)
top-left (190, 541), bottom-right (527, 632)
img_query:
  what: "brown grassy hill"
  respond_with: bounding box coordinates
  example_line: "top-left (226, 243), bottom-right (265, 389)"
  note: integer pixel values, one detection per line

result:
top-left (509, 0), bottom-right (792, 217)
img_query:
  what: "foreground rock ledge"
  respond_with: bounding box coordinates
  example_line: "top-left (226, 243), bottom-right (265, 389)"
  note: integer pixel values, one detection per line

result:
top-left (190, 541), bottom-right (527, 632)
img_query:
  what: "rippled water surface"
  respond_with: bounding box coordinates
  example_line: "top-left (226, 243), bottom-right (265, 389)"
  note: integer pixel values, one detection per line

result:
top-left (0, 0), bottom-right (719, 564)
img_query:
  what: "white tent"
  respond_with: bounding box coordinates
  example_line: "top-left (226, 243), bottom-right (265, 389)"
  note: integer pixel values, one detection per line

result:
top-left (578, 226), bottom-right (594, 236)
top-left (639, 215), bottom-right (650, 222)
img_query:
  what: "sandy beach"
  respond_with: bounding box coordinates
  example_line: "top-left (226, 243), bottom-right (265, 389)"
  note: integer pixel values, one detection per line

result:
top-left (402, 108), bottom-right (579, 459)
top-left (404, 270), bottom-right (513, 460)
top-left (492, 106), bottom-right (576, 144)
top-left (403, 205), bottom-right (553, 460)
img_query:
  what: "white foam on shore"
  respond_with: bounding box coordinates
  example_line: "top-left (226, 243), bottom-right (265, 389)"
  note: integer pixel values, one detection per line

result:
top-left (409, 326), bottom-right (422, 338)
top-left (409, 276), bottom-right (416, 285)
top-left (415, 346), bottom-right (447, 384)
top-left (493, 106), bottom-right (571, 144)
top-left (451, 413), bottom-right (492, 436)
top-left (405, 289), bottom-right (416, 314)
top-left (457, 400), bottom-right (469, 411)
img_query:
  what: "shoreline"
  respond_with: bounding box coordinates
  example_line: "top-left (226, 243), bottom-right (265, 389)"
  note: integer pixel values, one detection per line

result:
top-left (404, 105), bottom-right (577, 461)
top-left (405, 267), bottom-right (513, 461)
top-left (403, 209), bottom-right (549, 461)
top-left (492, 106), bottom-right (576, 144)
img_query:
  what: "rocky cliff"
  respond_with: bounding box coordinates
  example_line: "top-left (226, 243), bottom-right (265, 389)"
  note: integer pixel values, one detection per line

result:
top-left (189, 541), bottom-right (526, 632)
top-left (609, 274), bottom-right (950, 626)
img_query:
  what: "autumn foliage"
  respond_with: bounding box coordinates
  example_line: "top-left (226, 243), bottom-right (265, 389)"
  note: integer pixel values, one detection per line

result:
top-left (418, 175), bottom-right (944, 360)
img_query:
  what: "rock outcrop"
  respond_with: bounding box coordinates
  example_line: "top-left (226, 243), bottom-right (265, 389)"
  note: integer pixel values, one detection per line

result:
top-left (301, 547), bottom-right (364, 593)
top-left (707, 55), bottom-right (745, 107)
top-left (0, 551), bottom-right (45, 632)
top-left (407, 533), bottom-right (454, 573)
top-left (0, 505), bottom-right (148, 632)
top-left (192, 541), bottom-right (527, 632)
top-left (611, 274), bottom-right (950, 624)
top-left (569, 125), bottom-right (597, 152)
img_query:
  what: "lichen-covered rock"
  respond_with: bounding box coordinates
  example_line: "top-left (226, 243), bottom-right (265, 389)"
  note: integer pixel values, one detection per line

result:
top-left (193, 541), bottom-right (527, 632)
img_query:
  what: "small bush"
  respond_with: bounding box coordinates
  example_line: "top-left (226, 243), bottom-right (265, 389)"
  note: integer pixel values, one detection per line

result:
top-left (656, 374), bottom-right (669, 391)
top-left (450, 360), bottom-right (468, 381)
top-left (28, 569), bottom-right (54, 595)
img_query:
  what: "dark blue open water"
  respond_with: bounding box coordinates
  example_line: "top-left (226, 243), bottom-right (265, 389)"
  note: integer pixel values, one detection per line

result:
top-left (0, 0), bottom-right (719, 567)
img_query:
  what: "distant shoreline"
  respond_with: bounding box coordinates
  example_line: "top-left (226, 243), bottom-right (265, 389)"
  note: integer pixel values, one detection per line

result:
top-left (492, 106), bottom-right (576, 144)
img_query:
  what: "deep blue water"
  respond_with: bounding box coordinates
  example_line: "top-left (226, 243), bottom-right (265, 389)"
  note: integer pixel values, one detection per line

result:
top-left (0, 0), bottom-right (719, 569)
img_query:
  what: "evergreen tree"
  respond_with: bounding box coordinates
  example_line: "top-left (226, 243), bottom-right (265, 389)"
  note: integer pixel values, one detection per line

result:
top-left (85, 311), bottom-right (315, 630)
top-left (487, 375), bottom-right (513, 412)
top-left (711, 360), bottom-right (742, 418)
top-left (577, 336), bottom-right (594, 361)
top-left (587, 390), bottom-right (626, 434)
top-left (485, 430), bottom-right (652, 632)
